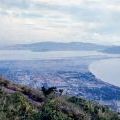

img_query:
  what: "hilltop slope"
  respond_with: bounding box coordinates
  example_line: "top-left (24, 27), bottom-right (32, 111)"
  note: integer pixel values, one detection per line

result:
top-left (0, 77), bottom-right (120, 120)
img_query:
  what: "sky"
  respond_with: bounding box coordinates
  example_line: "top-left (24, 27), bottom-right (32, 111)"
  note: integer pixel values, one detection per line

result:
top-left (0, 0), bottom-right (120, 45)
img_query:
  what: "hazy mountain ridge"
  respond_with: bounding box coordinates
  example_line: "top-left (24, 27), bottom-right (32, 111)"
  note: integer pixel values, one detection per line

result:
top-left (6, 42), bottom-right (108, 52)
top-left (103, 46), bottom-right (120, 54)
top-left (4, 42), bottom-right (120, 54)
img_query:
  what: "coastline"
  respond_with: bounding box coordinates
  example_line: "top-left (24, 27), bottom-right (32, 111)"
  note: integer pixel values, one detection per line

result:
top-left (89, 58), bottom-right (120, 88)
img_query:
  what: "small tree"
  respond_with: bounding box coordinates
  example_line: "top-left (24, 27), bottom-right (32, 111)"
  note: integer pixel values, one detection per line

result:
top-left (59, 89), bottom-right (63, 96)
top-left (42, 86), bottom-right (57, 97)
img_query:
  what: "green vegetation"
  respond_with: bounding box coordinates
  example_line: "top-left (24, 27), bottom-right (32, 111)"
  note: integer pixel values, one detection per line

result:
top-left (0, 78), bottom-right (120, 120)
top-left (0, 90), bottom-right (39, 120)
top-left (68, 97), bottom-right (120, 120)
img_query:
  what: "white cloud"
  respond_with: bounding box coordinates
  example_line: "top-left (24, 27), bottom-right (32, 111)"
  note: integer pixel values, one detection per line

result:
top-left (31, 0), bottom-right (84, 6)
top-left (0, 0), bottom-right (120, 45)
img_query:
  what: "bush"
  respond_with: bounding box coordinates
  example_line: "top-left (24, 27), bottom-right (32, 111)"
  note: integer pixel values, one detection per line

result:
top-left (0, 91), bottom-right (40, 120)
top-left (40, 100), bottom-right (72, 120)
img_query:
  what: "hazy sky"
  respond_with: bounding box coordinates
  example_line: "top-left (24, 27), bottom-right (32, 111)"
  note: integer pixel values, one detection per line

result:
top-left (0, 0), bottom-right (120, 45)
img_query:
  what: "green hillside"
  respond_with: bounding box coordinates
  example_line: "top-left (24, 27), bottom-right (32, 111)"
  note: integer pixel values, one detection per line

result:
top-left (0, 77), bottom-right (120, 120)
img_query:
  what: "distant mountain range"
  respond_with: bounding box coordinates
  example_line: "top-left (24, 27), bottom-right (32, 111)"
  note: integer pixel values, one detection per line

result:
top-left (6, 42), bottom-right (107, 51)
top-left (102, 46), bottom-right (120, 54)
top-left (2, 42), bottom-right (120, 54)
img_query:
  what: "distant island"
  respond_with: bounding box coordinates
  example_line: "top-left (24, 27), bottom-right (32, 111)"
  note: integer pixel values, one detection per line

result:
top-left (4, 42), bottom-right (107, 52)
top-left (1, 42), bottom-right (120, 55)
top-left (103, 46), bottom-right (120, 54)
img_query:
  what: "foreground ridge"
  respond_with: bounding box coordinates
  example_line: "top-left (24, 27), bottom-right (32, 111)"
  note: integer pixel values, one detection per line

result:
top-left (0, 77), bottom-right (120, 120)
